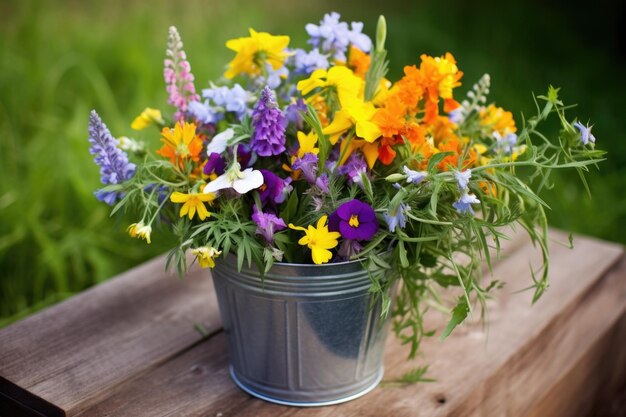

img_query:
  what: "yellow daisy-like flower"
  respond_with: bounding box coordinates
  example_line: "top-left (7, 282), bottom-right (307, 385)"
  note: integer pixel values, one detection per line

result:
top-left (297, 66), bottom-right (363, 107)
top-left (224, 29), bottom-right (290, 79)
top-left (296, 131), bottom-right (319, 158)
top-left (131, 108), bottom-right (164, 130)
top-left (127, 221), bottom-right (152, 244)
top-left (288, 215), bottom-right (341, 265)
top-left (170, 191), bottom-right (216, 221)
top-left (191, 246), bottom-right (222, 269)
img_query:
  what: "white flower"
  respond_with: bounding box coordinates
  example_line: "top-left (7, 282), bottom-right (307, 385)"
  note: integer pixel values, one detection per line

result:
top-left (203, 162), bottom-right (263, 194)
top-left (206, 128), bottom-right (234, 155)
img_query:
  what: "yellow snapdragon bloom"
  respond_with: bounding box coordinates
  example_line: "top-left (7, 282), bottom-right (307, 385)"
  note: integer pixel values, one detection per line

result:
top-left (191, 246), bottom-right (222, 269)
top-left (170, 191), bottom-right (216, 221)
top-left (225, 29), bottom-right (290, 79)
top-left (131, 108), bottom-right (164, 130)
top-left (289, 215), bottom-right (340, 265)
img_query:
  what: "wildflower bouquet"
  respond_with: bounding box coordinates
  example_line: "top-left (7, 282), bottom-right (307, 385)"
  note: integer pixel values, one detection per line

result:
top-left (89, 13), bottom-right (603, 358)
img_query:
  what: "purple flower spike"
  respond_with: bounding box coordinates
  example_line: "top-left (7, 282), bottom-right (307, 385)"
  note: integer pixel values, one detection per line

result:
top-left (88, 110), bottom-right (136, 205)
top-left (252, 207), bottom-right (286, 244)
top-left (329, 199), bottom-right (378, 241)
top-left (292, 153), bottom-right (319, 184)
top-left (204, 153), bottom-right (226, 177)
top-left (251, 86), bottom-right (287, 157)
top-left (259, 169), bottom-right (288, 207)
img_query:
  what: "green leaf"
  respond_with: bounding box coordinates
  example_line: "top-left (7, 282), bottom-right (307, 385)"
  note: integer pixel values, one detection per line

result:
top-left (427, 152), bottom-right (453, 173)
top-left (440, 297), bottom-right (469, 340)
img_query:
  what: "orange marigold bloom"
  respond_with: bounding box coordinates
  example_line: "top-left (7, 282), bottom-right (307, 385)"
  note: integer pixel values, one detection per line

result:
top-left (480, 104), bottom-right (517, 135)
top-left (348, 45), bottom-right (371, 78)
top-left (378, 136), bottom-right (402, 165)
top-left (373, 99), bottom-right (405, 138)
top-left (157, 121), bottom-right (203, 169)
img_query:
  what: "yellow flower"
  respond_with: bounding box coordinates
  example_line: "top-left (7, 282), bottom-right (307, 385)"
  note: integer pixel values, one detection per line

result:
top-left (297, 66), bottom-right (363, 106)
top-left (131, 108), bottom-right (164, 130)
top-left (288, 215), bottom-right (341, 265)
top-left (127, 221), bottom-right (152, 244)
top-left (296, 131), bottom-right (319, 158)
top-left (225, 29), bottom-right (290, 79)
top-left (191, 246), bottom-right (222, 269)
top-left (156, 122), bottom-right (203, 169)
top-left (170, 191), bottom-right (216, 221)
top-left (480, 104), bottom-right (517, 136)
top-left (322, 96), bottom-right (381, 144)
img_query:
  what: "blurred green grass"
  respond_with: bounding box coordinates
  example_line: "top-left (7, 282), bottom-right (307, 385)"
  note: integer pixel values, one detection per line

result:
top-left (1, 0), bottom-right (624, 326)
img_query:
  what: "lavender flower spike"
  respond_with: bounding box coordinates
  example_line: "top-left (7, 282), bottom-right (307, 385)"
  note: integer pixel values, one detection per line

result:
top-left (88, 110), bottom-right (136, 205)
top-left (251, 86), bottom-right (287, 157)
top-left (164, 26), bottom-right (200, 120)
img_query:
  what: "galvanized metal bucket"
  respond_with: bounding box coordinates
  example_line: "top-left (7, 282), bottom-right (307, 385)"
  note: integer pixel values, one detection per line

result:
top-left (212, 255), bottom-right (394, 406)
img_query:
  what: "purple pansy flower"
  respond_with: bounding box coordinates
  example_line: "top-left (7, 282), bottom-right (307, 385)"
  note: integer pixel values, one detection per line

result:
top-left (203, 153), bottom-right (226, 177)
top-left (329, 199), bottom-right (378, 241)
top-left (259, 169), bottom-right (288, 207)
top-left (251, 86), bottom-right (287, 157)
top-left (251, 207), bottom-right (286, 243)
top-left (292, 152), bottom-right (319, 184)
top-left (573, 121), bottom-right (596, 145)
top-left (453, 192), bottom-right (480, 215)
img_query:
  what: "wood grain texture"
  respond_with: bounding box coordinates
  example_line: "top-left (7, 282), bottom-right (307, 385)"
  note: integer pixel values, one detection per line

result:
top-left (72, 231), bottom-right (625, 417)
top-left (0, 257), bottom-right (220, 416)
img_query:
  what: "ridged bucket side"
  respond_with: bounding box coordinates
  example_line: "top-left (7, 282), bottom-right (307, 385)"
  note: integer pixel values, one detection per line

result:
top-left (212, 255), bottom-right (393, 406)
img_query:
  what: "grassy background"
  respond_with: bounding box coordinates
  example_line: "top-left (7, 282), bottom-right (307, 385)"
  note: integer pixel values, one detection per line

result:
top-left (1, 0), bottom-right (624, 326)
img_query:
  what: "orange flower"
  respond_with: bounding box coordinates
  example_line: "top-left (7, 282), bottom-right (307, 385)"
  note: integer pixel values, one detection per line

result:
top-left (373, 97), bottom-right (406, 138)
top-left (156, 121), bottom-right (203, 169)
top-left (378, 136), bottom-right (401, 165)
top-left (347, 45), bottom-right (371, 78)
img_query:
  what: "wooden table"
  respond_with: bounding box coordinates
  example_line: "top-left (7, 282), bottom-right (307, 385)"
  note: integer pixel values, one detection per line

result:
top-left (1, 230), bottom-right (625, 417)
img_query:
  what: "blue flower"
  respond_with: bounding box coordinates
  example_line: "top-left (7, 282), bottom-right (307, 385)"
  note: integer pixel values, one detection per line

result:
top-left (455, 169), bottom-right (472, 190)
top-left (573, 121), bottom-right (596, 145)
top-left (493, 131), bottom-right (518, 154)
top-left (448, 107), bottom-right (466, 124)
top-left (403, 166), bottom-right (428, 184)
top-left (88, 110), bottom-right (136, 205)
top-left (188, 100), bottom-right (220, 124)
top-left (453, 193), bottom-right (480, 215)
top-left (384, 203), bottom-right (408, 232)
top-left (293, 48), bottom-right (330, 75)
top-left (193, 84), bottom-right (253, 124)
top-left (305, 12), bottom-right (371, 61)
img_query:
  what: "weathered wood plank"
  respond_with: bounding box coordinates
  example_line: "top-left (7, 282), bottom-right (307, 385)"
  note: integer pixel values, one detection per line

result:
top-left (0, 256), bottom-right (220, 416)
top-left (75, 231), bottom-right (625, 417)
